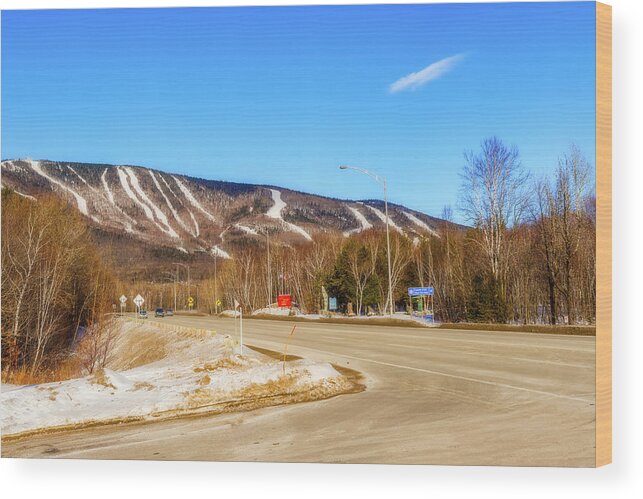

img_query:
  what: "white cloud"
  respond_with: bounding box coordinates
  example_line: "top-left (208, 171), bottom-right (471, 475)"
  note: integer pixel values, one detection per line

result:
top-left (389, 53), bottom-right (465, 93)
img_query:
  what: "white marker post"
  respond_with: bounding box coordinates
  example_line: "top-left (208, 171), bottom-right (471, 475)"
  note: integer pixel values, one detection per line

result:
top-left (119, 295), bottom-right (127, 315)
top-left (234, 299), bottom-right (243, 355)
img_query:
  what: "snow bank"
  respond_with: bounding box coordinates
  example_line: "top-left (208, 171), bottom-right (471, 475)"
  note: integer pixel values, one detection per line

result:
top-left (252, 307), bottom-right (299, 317)
top-left (1, 320), bottom-right (347, 436)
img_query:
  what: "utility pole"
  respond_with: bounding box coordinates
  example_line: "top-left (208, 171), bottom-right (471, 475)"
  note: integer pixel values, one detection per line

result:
top-left (266, 228), bottom-right (272, 308)
top-left (339, 165), bottom-right (395, 316)
top-left (213, 254), bottom-right (218, 314)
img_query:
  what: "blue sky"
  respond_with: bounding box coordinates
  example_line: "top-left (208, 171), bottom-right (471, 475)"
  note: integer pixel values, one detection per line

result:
top-left (1, 3), bottom-right (596, 221)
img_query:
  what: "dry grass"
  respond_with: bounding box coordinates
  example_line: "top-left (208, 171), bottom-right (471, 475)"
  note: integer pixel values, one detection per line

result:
top-left (193, 356), bottom-right (243, 373)
top-left (1, 356), bottom-right (83, 385)
top-left (198, 375), bottom-right (211, 386)
top-left (131, 381), bottom-right (155, 391)
top-left (88, 369), bottom-right (116, 390)
top-left (108, 329), bottom-right (169, 370)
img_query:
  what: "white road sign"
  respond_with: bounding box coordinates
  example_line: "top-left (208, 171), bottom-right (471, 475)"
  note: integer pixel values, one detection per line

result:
top-left (119, 295), bottom-right (127, 304)
top-left (134, 294), bottom-right (145, 307)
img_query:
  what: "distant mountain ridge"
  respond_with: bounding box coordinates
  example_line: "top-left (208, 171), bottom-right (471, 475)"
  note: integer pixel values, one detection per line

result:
top-left (1, 158), bottom-right (454, 263)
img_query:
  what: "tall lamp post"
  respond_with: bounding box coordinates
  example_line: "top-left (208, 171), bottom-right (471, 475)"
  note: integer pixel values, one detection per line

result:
top-left (339, 165), bottom-right (395, 317)
top-left (173, 262), bottom-right (190, 310)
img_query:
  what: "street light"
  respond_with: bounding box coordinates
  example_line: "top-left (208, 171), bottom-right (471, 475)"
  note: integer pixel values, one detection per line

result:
top-left (173, 262), bottom-right (190, 310)
top-left (339, 165), bottom-right (395, 317)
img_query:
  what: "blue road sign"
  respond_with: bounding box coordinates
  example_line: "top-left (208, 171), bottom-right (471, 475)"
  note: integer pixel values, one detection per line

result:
top-left (329, 297), bottom-right (338, 311)
top-left (408, 287), bottom-right (434, 297)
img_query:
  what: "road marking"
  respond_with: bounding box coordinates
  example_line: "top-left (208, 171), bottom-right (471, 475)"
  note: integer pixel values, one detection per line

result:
top-left (385, 343), bottom-right (593, 369)
top-left (240, 337), bottom-right (594, 405)
top-left (331, 353), bottom-right (593, 404)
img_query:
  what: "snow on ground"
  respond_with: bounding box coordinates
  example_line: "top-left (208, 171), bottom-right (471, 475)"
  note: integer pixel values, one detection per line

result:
top-left (221, 309), bottom-right (241, 317)
top-left (402, 211), bottom-right (439, 237)
top-left (252, 307), bottom-right (299, 316)
top-left (343, 205), bottom-right (373, 236)
top-left (361, 203), bottom-right (404, 235)
top-left (29, 160), bottom-right (99, 222)
top-left (172, 175), bottom-right (216, 222)
top-left (266, 189), bottom-right (313, 241)
top-left (211, 246), bottom-right (231, 259)
top-left (149, 170), bottom-right (193, 236)
top-left (124, 167), bottom-right (179, 239)
top-left (235, 223), bottom-right (259, 236)
top-left (1, 320), bottom-right (347, 437)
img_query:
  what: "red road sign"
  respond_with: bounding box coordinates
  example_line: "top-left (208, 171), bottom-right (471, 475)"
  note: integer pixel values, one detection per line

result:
top-left (277, 294), bottom-right (292, 308)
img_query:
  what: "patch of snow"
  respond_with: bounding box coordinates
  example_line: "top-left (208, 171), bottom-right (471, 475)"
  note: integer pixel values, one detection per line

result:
top-left (402, 211), bottom-right (438, 237)
top-left (149, 170), bottom-right (194, 237)
top-left (221, 309), bottom-right (241, 317)
top-left (172, 175), bottom-right (216, 222)
top-left (124, 167), bottom-right (179, 239)
top-left (252, 307), bottom-right (298, 316)
top-left (29, 160), bottom-right (98, 222)
top-left (189, 211), bottom-right (200, 237)
top-left (177, 246), bottom-right (188, 254)
top-left (235, 224), bottom-right (259, 236)
top-left (266, 189), bottom-right (313, 241)
top-left (362, 203), bottom-right (404, 235)
top-left (211, 246), bottom-right (231, 259)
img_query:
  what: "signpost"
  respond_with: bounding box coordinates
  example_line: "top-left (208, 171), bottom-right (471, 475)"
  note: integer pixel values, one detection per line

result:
top-left (329, 297), bottom-right (338, 311)
top-left (187, 296), bottom-right (194, 310)
top-left (119, 295), bottom-right (127, 315)
top-left (408, 287), bottom-right (435, 323)
top-left (277, 294), bottom-right (292, 308)
top-left (133, 294), bottom-right (144, 317)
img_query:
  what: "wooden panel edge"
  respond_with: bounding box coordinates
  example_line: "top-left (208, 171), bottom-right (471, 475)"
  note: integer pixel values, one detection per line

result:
top-left (595, 1), bottom-right (612, 468)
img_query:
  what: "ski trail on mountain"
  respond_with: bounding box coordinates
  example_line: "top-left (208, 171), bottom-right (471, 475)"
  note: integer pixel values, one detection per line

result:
top-left (160, 173), bottom-right (200, 235)
top-left (361, 203), bottom-right (404, 235)
top-left (101, 169), bottom-right (136, 231)
top-left (344, 205), bottom-right (373, 236)
top-left (66, 165), bottom-right (100, 195)
top-left (29, 160), bottom-right (98, 222)
top-left (172, 175), bottom-right (216, 222)
top-left (149, 170), bottom-right (194, 237)
top-left (266, 189), bottom-right (312, 241)
top-left (402, 211), bottom-right (438, 237)
top-left (189, 211), bottom-right (200, 237)
top-left (117, 167), bottom-right (170, 237)
top-left (123, 167), bottom-right (178, 239)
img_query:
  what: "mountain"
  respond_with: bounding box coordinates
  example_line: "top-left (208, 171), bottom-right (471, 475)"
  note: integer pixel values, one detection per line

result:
top-left (1, 158), bottom-right (454, 278)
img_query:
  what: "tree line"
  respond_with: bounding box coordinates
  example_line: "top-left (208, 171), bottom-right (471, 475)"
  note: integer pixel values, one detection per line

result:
top-left (192, 138), bottom-right (595, 325)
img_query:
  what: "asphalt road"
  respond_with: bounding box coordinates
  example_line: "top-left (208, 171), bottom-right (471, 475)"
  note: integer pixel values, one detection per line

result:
top-left (3, 316), bottom-right (596, 466)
